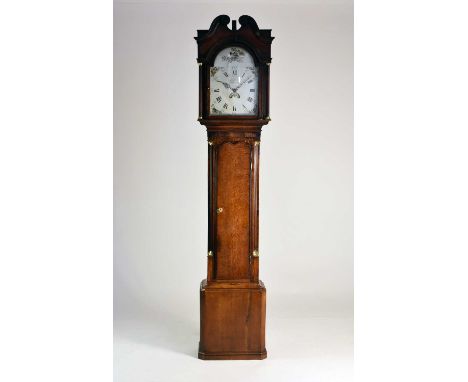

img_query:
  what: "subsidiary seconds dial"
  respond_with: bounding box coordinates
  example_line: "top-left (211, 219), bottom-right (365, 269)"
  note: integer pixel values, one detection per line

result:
top-left (209, 47), bottom-right (258, 116)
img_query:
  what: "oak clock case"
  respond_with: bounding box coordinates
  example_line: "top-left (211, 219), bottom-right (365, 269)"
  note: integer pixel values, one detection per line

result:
top-left (195, 15), bottom-right (273, 360)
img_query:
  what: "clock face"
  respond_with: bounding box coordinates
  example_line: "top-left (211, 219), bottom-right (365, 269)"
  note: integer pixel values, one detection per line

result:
top-left (209, 47), bottom-right (258, 116)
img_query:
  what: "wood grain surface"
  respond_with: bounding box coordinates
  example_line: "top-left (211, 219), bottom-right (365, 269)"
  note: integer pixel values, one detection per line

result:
top-left (216, 142), bottom-right (251, 280)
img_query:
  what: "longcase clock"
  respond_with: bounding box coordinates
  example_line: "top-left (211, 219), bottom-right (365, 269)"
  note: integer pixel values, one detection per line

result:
top-left (195, 15), bottom-right (274, 360)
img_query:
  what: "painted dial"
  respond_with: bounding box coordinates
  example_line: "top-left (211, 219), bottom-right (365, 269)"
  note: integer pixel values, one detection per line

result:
top-left (209, 47), bottom-right (258, 116)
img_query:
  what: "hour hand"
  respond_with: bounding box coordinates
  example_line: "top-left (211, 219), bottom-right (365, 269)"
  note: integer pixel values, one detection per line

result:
top-left (214, 79), bottom-right (231, 90)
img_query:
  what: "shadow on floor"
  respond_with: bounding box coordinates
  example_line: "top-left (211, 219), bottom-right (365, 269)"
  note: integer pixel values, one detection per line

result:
top-left (115, 309), bottom-right (199, 358)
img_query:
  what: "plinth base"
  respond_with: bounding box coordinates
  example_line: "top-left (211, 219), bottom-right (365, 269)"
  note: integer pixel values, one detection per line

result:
top-left (198, 349), bottom-right (267, 360)
top-left (198, 279), bottom-right (267, 360)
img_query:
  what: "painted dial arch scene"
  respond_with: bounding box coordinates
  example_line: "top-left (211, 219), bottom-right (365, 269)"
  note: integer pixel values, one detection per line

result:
top-left (209, 47), bottom-right (258, 116)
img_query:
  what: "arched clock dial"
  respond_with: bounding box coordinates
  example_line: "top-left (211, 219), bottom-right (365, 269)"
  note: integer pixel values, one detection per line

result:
top-left (209, 46), bottom-right (258, 116)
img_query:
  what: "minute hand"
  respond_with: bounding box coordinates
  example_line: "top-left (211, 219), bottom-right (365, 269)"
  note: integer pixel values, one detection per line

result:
top-left (233, 76), bottom-right (253, 91)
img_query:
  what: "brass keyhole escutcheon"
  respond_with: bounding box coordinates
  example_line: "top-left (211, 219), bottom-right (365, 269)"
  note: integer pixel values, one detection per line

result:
top-left (217, 207), bottom-right (223, 214)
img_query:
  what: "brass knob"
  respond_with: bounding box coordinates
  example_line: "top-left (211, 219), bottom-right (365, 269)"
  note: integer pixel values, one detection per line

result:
top-left (252, 250), bottom-right (259, 257)
top-left (217, 207), bottom-right (223, 214)
top-left (207, 250), bottom-right (213, 257)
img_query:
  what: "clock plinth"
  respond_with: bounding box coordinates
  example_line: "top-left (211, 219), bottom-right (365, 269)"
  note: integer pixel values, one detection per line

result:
top-left (195, 15), bottom-right (273, 360)
top-left (198, 279), bottom-right (267, 360)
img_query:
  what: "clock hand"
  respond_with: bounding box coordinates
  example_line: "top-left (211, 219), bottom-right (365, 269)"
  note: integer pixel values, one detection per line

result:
top-left (214, 79), bottom-right (232, 90)
top-left (229, 76), bottom-right (252, 97)
top-left (232, 76), bottom-right (252, 92)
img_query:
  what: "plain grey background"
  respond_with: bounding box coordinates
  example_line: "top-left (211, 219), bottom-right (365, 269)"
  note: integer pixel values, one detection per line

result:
top-left (114, 1), bottom-right (353, 381)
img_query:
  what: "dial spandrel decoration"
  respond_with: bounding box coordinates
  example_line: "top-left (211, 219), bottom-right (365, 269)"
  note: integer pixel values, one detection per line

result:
top-left (209, 47), bottom-right (258, 116)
